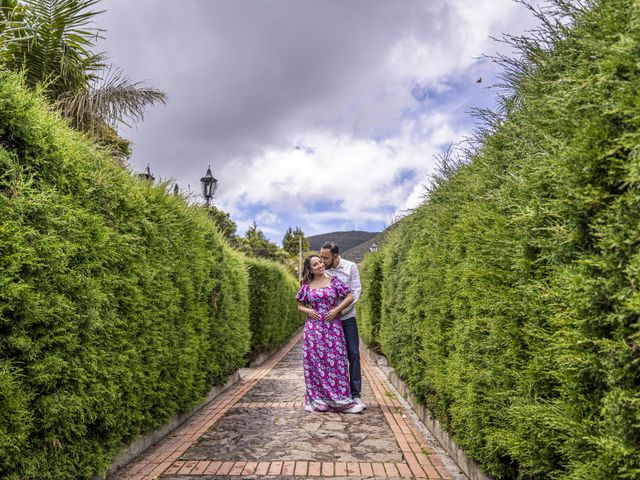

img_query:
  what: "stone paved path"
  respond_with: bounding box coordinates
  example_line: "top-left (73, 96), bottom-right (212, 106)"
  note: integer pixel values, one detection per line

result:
top-left (110, 331), bottom-right (465, 479)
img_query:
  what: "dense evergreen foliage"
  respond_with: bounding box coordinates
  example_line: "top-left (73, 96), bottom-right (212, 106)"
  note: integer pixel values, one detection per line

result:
top-left (358, 1), bottom-right (640, 478)
top-left (245, 258), bottom-right (304, 359)
top-left (356, 250), bottom-right (383, 350)
top-left (0, 72), bottom-right (298, 479)
top-left (282, 226), bottom-right (309, 257)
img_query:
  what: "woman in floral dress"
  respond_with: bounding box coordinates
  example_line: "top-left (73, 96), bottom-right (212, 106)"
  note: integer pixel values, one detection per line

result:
top-left (296, 254), bottom-right (363, 413)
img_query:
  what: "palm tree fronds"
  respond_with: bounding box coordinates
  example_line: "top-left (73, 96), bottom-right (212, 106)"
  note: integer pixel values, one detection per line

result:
top-left (1, 0), bottom-right (167, 157)
top-left (1, 0), bottom-right (105, 93)
top-left (60, 65), bottom-right (167, 132)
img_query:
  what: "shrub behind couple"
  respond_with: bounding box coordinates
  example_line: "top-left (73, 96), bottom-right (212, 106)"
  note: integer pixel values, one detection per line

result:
top-left (295, 242), bottom-right (365, 414)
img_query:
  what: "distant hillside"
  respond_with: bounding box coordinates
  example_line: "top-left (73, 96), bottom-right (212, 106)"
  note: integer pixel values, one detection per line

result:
top-left (342, 230), bottom-right (387, 263)
top-left (341, 220), bottom-right (404, 263)
top-left (307, 231), bottom-right (379, 254)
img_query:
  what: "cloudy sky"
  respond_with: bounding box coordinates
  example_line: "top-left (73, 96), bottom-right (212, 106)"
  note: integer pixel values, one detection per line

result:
top-left (97, 0), bottom-right (537, 244)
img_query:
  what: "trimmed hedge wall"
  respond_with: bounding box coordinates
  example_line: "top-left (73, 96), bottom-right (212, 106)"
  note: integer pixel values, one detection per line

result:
top-left (355, 250), bottom-right (383, 351)
top-left (358, 1), bottom-right (640, 479)
top-left (0, 72), bottom-right (297, 479)
top-left (245, 257), bottom-right (304, 359)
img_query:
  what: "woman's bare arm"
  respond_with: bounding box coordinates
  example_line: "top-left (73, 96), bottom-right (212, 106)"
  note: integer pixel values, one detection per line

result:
top-left (298, 301), bottom-right (320, 320)
top-left (325, 293), bottom-right (354, 322)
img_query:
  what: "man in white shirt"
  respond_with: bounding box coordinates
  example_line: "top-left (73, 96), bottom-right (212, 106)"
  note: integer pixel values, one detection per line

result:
top-left (320, 241), bottom-right (366, 409)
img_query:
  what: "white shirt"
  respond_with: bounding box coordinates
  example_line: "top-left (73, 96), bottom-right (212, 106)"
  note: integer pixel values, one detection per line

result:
top-left (326, 256), bottom-right (361, 319)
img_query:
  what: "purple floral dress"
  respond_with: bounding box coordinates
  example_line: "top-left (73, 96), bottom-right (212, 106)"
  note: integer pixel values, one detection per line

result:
top-left (296, 276), bottom-right (357, 412)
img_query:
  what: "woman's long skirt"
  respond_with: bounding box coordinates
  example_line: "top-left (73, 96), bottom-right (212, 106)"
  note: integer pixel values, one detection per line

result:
top-left (302, 318), bottom-right (357, 412)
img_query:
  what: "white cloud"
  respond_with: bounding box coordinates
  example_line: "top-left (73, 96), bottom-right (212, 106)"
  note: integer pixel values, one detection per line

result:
top-left (255, 210), bottom-right (280, 226)
top-left (98, 0), bottom-right (539, 240)
top-left (217, 109), bottom-right (470, 235)
top-left (385, 0), bottom-right (522, 85)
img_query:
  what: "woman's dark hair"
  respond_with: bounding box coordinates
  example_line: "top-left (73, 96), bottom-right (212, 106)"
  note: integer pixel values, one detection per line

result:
top-left (301, 254), bottom-right (322, 285)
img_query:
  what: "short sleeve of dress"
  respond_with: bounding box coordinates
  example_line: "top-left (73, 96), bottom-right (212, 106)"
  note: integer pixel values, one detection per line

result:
top-left (332, 276), bottom-right (351, 298)
top-left (295, 283), bottom-right (308, 303)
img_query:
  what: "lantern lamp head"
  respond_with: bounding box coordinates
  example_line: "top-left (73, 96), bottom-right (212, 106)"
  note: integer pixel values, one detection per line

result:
top-left (200, 166), bottom-right (218, 205)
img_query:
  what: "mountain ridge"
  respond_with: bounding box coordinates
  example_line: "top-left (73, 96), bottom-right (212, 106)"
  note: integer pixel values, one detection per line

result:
top-left (307, 230), bottom-right (379, 255)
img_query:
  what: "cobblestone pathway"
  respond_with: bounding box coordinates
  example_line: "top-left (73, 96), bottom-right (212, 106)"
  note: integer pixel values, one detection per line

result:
top-left (110, 331), bottom-right (465, 479)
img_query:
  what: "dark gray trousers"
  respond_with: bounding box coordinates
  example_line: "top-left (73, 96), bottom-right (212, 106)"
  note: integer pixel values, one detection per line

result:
top-left (341, 316), bottom-right (362, 398)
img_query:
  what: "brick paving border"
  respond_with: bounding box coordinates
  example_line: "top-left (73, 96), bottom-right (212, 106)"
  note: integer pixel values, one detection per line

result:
top-left (361, 354), bottom-right (450, 479)
top-left (110, 330), bottom-right (455, 479)
top-left (160, 460), bottom-right (434, 477)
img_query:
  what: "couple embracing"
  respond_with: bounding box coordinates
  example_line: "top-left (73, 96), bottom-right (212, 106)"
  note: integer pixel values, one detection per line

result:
top-left (295, 242), bottom-right (365, 414)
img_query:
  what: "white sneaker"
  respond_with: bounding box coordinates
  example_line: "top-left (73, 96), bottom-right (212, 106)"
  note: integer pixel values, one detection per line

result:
top-left (344, 403), bottom-right (364, 414)
top-left (354, 397), bottom-right (367, 409)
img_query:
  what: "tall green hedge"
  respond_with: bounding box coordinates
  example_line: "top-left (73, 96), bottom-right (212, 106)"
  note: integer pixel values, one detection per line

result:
top-left (0, 72), bottom-right (254, 479)
top-left (359, 1), bottom-right (640, 478)
top-left (356, 249), bottom-right (384, 351)
top-left (245, 257), bottom-right (304, 358)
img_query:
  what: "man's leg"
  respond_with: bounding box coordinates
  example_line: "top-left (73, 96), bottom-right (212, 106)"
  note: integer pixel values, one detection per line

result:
top-left (341, 316), bottom-right (362, 398)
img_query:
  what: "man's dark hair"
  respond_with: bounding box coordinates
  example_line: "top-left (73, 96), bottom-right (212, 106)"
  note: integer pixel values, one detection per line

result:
top-left (322, 241), bottom-right (339, 255)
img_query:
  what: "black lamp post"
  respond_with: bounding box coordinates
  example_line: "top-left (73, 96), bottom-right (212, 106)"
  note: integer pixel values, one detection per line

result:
top-left (200, 165), bottom-right (218, 206)
top-left (138, 164), bottom-right (154, 182)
